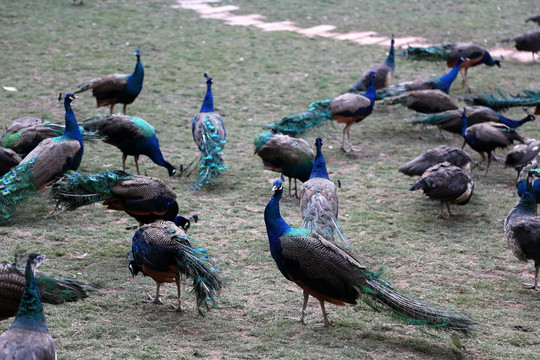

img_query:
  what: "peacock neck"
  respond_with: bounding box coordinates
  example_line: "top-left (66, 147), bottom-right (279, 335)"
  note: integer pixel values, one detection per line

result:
top-left (264, 190), bottom-right (291, 246)
top-left (497, 113), bottom-right (532, 128)
top-left (438, 60), bottom-right (461, 93)
top-left (11, 261), bottom-right (47, 332)
top-left (310, 145), bottom-right (330, 180)
top-left (461, 114), bottom-right (468, 137)
top-left (514, 184), bottom-right (537, 216)
top-left (365, 76), bottom-right (377, 103)
top-left (481, 51), bottom-right (496, 66)
top-left (200, 82), bottom-right (214, 113)
top-left (383, 40), bottom-right (395, 71)
top-left (127, 56), bottom-right (144, 91)
top-left (64, 100), bottom-right (83, 145)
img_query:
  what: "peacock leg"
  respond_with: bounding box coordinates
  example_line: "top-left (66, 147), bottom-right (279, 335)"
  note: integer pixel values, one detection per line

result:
top-left (464, 68), bottom-right (472, 93)
top-left (418, 125), bottom-right (427, 140)
top-left (284, 290), bottom-right (309, 325)
top-left (461, 139), bottom-right (467, 150)
top-left (439, 127), bottom-right (453, 140)
top-left (170, 277), bottom-right (185, 312)
top-left (122, 153), bottom-right (127, 171)
top-left (485, 152), bottom-right (492, 176)
top-left (288, 176), bottom-right (293, 197)
top-left (123, 104), bottom-right (128, 115)
top-left (315, 299), bottom-right (334, 327)
top-left (347, 123), bottom-right (361, 152)
top-left (134, 154), bottom-right (140, 175)
top-left (110, 104), bottom-right (115, 115)
top-left (473, 152), bottom-right (486, 169)
top-left (293, 178), bottom-right (299, 198)
top-left (144, 283), bottom-right (163, 304)
top-left (522, 262), bottom-right (540, 291)
top-left (341, 123), bottom-right (353, 152)
top-left (437, 202), bottom-right (446, 219)
top-left (446, 203), bottom-right (453, 216)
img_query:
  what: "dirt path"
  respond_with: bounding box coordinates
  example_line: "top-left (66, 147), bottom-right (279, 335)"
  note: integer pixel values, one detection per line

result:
top-left (173, 0), bottom-right (534, 63)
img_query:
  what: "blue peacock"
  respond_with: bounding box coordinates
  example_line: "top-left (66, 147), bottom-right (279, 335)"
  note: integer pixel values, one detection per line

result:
top-left (183, 73), bottom-right (227, 190)
top-left (264, 178), bottom-right (475, 335)
top-left (75, 48), bottom-right (144, 114)
top-left (264, 72), bottom-right (377, 152)
top-left (0, 93), bottom-right (83, 224)
top-left (79, 114), bottom-right (176, 177)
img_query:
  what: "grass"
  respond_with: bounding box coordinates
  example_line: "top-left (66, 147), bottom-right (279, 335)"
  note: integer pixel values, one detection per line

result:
top-left (1, 0), bottom-right (540, 359)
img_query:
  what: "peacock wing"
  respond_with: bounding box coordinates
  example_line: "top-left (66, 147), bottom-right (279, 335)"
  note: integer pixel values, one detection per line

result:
top-left (330, 93), bottom-right (371, 115)
top-left (471, 122), bottom-right (516, 145)
top-left (257, 134), bottom-right (314, 169)
top-left (506, 216), bottom-right (540, 263)
top-left (0, 328), bottom-right (56, 360)
top-left (416, 162), bottom-right (472, 202)
top-left (109, 176), bottom-right (176, 201)
top-left (446, 44), bottom-right (485, 67)
top-left (90, 74), bottom-right (129, 94)
top-left (0, 265), bottom-right (25, 320)
top-left (82, 115), bottom-right (147, 144)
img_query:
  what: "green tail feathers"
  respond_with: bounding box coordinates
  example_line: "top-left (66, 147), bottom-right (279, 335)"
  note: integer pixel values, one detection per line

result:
top-left (190, 119), bottom-right (227, 191)
top-left (50, 170), bottom-right (134, 212)
top-left (465, 89), bottom-right (540, 112)
top-left (358, 272), bottom-right (475, 334)
top-left (0, 161), bottom-right (37, 224)
top-left (398, 44), bottom-right (455, 62)
top-left (36, 273), bottom-right (96, 304)
top-left (407, 112), bottom-right (454, 125)
top-left (264, 99), bottom-right (334, 136)
top-left (173, 235), bottom-right (224, 314)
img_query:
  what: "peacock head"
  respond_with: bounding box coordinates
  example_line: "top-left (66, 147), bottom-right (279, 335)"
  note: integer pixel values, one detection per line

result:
top-left (315, 138), bottom-right (323, 148)
top-left (204, 73), bottom-right (213, 84)
top-left (272, 176), bottom-right (284, 193)
top-left (58, 93), bottom-right (77, 103)
top-left (369, 71), bottom-right (376, 79)
top-left (134, 48), bottom-right (141, 57)
top-left (27, 253), bottom-right (46, 273)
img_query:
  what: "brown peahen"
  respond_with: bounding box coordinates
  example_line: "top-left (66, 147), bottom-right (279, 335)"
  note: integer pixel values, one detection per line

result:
top-left (254, 132), bottom-right (314, 197)
top-left (0, 147), bottom-right (21, 177)
top-left (505, 138), bottom-right (540, 175)
top-left (502, 30), bottom-right (540, 61)
top-left (299, 139), bottom-right (348, 247)
top-left (380, 89), bottom-right (458, 114)
top-left (349, 36), bottom-right (395, 92)
top-left (0, 258), bottom-right (95, 321)
top-left (75, 49), bottom-right (144, 114)
top-left (0, 254), bottom-right (56, 359)
top-left (409, 162), bottom-right (474, 218)
top-left (399, 145), bottom-right (472, 177)
top-left (80, 114), bottom-right (176, 177)
top-left (461, 110), bottom-right (527, 175)
top-left (505, 168), bottom-right (540, 291)
top-left (128, 220), bottom-right (223, 314)
top-left (49, 169), bottom-right (193, 228)
top-left (0, 94), bottom-right (84, 224)
top-left (264, 178), bottom-right (475, 335)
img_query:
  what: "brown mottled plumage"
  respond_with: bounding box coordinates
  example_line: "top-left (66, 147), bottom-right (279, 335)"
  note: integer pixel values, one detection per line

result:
top-left (409, 162), bottom-right (474, 218)
top-left (445, 44), bottom-right (501, 90)
top-left (381, 89), bottom-right (458, 113)
top-left (0, 147), bottom-right (21, 176)
top-left (349, 36), bottom-right (395, 92)
top-left (399, 145), bottom-right (472, 177)
top-left (0, 118), bottom-right (58, 157)
top-left (192, 112), bottom-right (226, 152)
top-left (505, 138), bottom-right (540, 172)
top-left (502, 30), bottom-right (540, 61)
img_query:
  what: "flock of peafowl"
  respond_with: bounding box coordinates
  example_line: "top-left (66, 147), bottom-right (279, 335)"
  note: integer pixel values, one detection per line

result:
top-left (1, 3), bottom-right (540, 358)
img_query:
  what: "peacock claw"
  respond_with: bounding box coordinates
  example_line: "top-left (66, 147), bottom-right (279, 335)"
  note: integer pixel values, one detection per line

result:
top-left (143, 294), bottom-right (163, 305)
top-left (314, 321), bottom-right (334, 328)
top-left (521, 283), bottom-right (540, 291)
top-left (170, 304), bottom-right (186, 313)
top-left (283, 316), bottom-right (307, 325)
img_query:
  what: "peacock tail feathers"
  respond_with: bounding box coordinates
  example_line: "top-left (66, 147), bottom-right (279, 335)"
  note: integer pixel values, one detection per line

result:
top-left (398, 44), bottom-right (455, 62)
top-left (50, 169), bottom-right (134, 213)
top-left (465, 89), bottom-right (540, 113)
top-left (35, 273), bottom-right (96, 304)
top-left (263, 99), bottom-right (334, 136)
top-left (0, 161), bottom-right (37, 224)
top-left (42, 121), bottom-right (105, 141)
top-left (407, 112), bottom-right (456, 125)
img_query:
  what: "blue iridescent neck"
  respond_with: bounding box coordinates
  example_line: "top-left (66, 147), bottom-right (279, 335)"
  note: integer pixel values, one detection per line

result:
top-left (11, 261), bottom-right (47, 331)
top-left (64, 99), bottom-right (83, 144)
top-left (127, 55), bottom-right (144, 90)
top-left (481, 51), bottom-right (497, 66)
top-left (383, 39), bottom-right (395, 71)
top-left (438, 59), bottom-right (461, 93)
top-left (461, 113), bottom-right (468, 137)
top-left (516, 181), bottom-right (537, 214)
top-left (200, 80), bottom-right (214, 113)
top-left (264, 189), bottom-right (291, 244)
top-left (365, 75), bottom-right (377, 102)
top-left (310, 143), bottom-right (330, 180)
top-left (497, 113), bottom-right (532, 128)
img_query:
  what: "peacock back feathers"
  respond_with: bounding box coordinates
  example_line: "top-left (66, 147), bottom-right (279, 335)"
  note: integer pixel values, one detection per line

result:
top-left (263, 99), bottom-right (333, 136)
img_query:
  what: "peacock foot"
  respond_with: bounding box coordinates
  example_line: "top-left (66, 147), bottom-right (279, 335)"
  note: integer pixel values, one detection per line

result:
top-left (341, 146), bottom-right (361, 153)
top-left (143, 294), bottom-right (163, 305)
top-left (170, 304), bottom-right (186, 313)
top-left (283, 316), bottom-right (307, 325)
top-left (314, 320), bottom-right (334, 328)
top-left (521, 283), bottom-right (540, 291)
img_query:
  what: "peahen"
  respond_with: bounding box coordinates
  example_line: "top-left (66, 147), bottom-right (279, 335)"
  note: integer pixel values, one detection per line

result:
top-left (265, 72), bottom-right (377, 152)
top-left (264, 178), bottom-right (475, 333)
top-left (502, 30), bottom-right (540, 61)
top-left (0, 117), bottom-right (56, 157)
top-left (49, 169), bottom-right (192, 227)
top-left (380, 89), bottom-right (458, 114)
top-left (254, 132), bottom-right (314, 197)
top-left (461, 109), bottom-right (527, 175)
top-left (128, 220), bottom-right (223, 314)
top-left (349, 35), bottom-right (395, 92)
top-left (505, 138), bottom-right (540, 175)
top-left (0, 254), bottom-right (56, 359)
top-left (80, 114), bottom-right (176, 177)
top-left (299, 139), bottom-right (348, 246)
top-left (526, 14), bottom-right (540, 26)
top-left (0, 259), bottom-right (95, 321)
top-left (408, 106), bottom-right (535, 140)
top-left (184, 73), bottom-right (227, 190)
top-left (374, 55), bottom-right (468, 100)
top-left (505, 169), bottom-right (540, 291)
top-left (0, 147), bottom-right (21, 177)
top-left (409, 162), bottom-right (474, 218)
top-left (75, 48), bottom-right (144, 114)
top-left (399, 145), bottom-right (472, 177)
top-left (0, 93), bottom-right (83, 224)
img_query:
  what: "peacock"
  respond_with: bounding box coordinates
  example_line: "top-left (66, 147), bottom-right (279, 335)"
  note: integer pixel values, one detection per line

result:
top-left (408, 106), bottom-right (535, 140)
top-left (516, 159), bottom-right (540, 204)
top-left (409, 162), bottom-right (474, 218)
top-left (461, 109), bottom-right (527, 175)
top-left (79, 114), bottom-right (176, 177)
top-left (374, 55), bottom-right (468, 100)
top-left (502, 30), bottom-right (540, 61)
top-left (0, 117), bottom-right (56, 157)
top-left (398, 44), bottom-right (501, 90)
top-left (254, 132), bottom-right (314, 197)
top-left (505, 168), bottom-right (540, 291)
top-left (183, 73), bottom-right (227, 190)
top-left (399, 145), bottom-right (472, 177)
top-left (526, 14), bottom-right (540, 26)
top-left (49, 169), bottom-right (192, 227)
top-left (264, 178), bottom-right (475, 334)
top-left (265, 72), bottom-right (377, 152)
top-left (0, 147), bottom-right (21, 177)
top-left (0, 93), bottom-right (83, 224)
top-left (299, 139), bottom-right (348, 247)
top-left (75, 48), bottom-right (144, 114)
top-left (0, 254), bottom-right (56, 359)
top-left (349, 35), bottom-right (395, 92)
top-left (128, 220), bottom-right (223, 314)
top-left (379, 89), bottom-right (458, 114)
top-left (465, 89), bottom-right (540, 114)
top-left (505, 138), bottom-right (540, 175)
top-left (0, 258), bottom-right (95, 321)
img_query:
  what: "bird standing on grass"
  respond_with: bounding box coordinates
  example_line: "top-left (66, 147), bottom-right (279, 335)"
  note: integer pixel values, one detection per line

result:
top-left (0, 254), bottom-right (56, 360)
top-left (399, 145), bottom-right (472, 177)
top-left (349, 35), bottom-right (395, 92)
top-left (75, 49), bottom-right (144, 114)
top-left (502, 30), bottom-right (540, 61)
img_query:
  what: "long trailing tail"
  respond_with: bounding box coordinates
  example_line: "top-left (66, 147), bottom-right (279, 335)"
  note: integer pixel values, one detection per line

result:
top-left (36, 272), bottom-right (96, 304)
top-left (40, 121), bottom-right (104, 141)
top-left (263, 99), bottom-right (334, 136)
top-left (373, 83), bottom-right (413, 100)
top-left (301, 193), bottom-right (350, 248)
top-left (406, 111), bottom-right (456, 125)
top-left (465, 89), bottom-right (540, 114)
top-left (49, 170), bottom-right (134, 214)
top-left (0, 161), bottom-right (37, 224)
top-left (358, 270), bottom-right (475, 334)
top-left (173, 235), bottom-right (224, 315)
top-left (190, 119), bottom-right (227, 191)
top-left (397, 44), bottom-right (455, 62)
